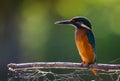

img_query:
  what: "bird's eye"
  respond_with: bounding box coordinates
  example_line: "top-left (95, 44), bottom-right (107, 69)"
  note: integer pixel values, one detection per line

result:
top-left (75, 21), bottom-right (84, 25)
top-left (71, 20), bottom-right (77, 23)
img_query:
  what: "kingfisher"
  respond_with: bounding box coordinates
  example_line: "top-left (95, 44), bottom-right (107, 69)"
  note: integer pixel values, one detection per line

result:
top-left (55, 16), bottom-right (98, 76)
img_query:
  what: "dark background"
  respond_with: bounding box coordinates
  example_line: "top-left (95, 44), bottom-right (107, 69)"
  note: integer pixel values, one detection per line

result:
top-left (0, 0), bottom-right (120, 81)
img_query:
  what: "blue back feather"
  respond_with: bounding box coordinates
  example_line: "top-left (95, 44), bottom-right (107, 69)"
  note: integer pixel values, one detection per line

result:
top-left (86, 30), bottom-right (96, 62)
top-left (86, 30), bottom-right (96, 53)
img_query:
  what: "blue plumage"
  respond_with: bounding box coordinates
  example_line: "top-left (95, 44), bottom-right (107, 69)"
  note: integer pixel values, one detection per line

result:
top-left (86, 30), bottom-right (96, 53)
top-left (86, 30), bottom-right (96, 62)
top-left (72, 17), bottom-right (92, 29)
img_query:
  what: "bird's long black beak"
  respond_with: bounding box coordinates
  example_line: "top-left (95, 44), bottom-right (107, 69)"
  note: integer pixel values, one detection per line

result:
top-left (55, 20), bottom-right (72, 24)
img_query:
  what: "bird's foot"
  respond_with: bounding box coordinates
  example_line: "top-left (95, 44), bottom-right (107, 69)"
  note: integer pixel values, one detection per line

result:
top-left (81, 62), bottom-right (89, 67)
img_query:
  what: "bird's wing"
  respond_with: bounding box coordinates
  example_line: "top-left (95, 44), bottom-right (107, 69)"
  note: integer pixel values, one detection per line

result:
top-left (86, 30), bottom-right (96, 53)
top-left (86, 30), bottom-right (96, 62)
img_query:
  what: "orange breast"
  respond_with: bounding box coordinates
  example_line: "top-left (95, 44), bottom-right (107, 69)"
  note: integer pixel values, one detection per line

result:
top-left (75, 28), bottom-right (95, 64)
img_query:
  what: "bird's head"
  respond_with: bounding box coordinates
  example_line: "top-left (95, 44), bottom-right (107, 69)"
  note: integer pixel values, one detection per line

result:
top-left (55, 16), bottom-right (92, 30)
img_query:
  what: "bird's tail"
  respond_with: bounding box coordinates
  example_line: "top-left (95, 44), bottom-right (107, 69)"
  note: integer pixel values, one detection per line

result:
top-left (91, 68), bottom-right (98, 76)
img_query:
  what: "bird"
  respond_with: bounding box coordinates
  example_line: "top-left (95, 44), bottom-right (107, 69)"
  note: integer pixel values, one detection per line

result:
top-left (55, 16), bottom-right (98, 76)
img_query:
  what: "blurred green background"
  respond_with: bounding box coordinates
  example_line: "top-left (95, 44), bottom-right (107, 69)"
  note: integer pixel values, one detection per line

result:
top-left (0, 0), bottom-right (120, 80)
